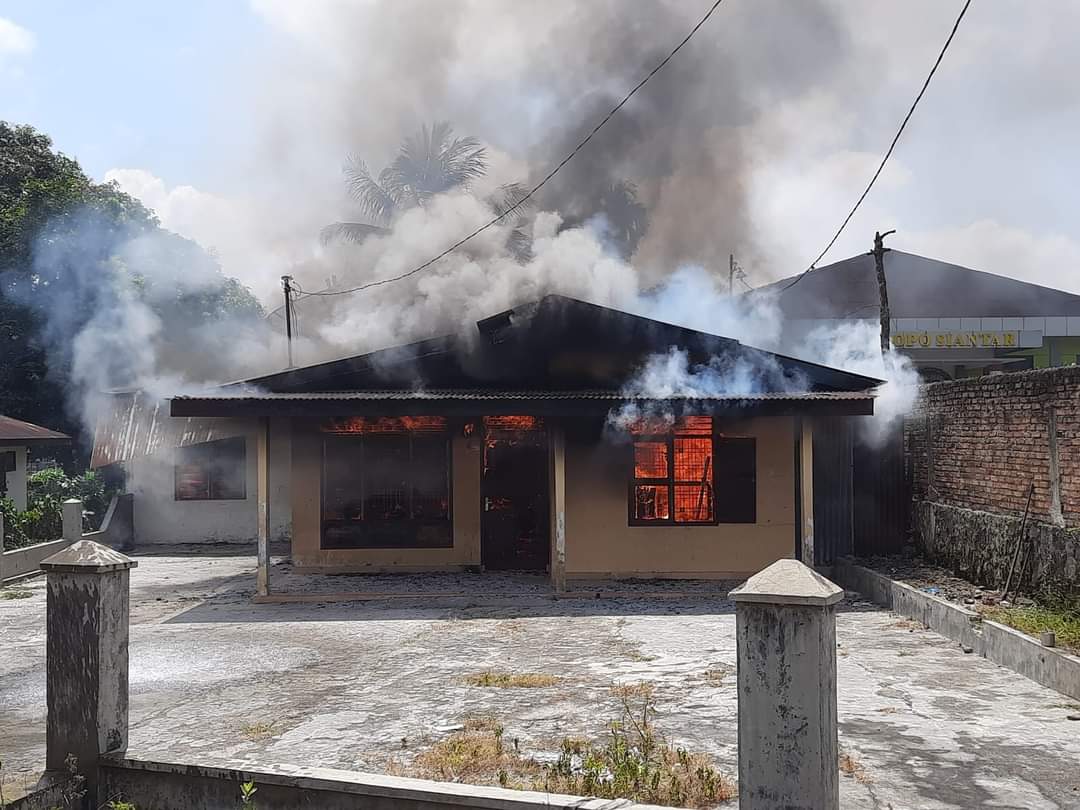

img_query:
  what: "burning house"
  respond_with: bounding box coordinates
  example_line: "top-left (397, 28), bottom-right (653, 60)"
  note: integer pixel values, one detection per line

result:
top-left (92, 295), bottom-right (880, 586)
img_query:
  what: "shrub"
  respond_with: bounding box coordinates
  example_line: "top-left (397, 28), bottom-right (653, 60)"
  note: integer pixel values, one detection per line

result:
top-left (0, 468), bottom-right (118, 548)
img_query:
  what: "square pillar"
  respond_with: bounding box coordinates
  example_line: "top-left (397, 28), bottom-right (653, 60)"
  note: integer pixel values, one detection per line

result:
top-left (40, 539), bottom-right (137, 798)
top-left (795, 417), bottom-right (815, 564)
top-left (256, 417), bottom-right (271, 597)
top-left (549, 424), bottom-right (566, 593)
top-left (730, 559), bottom-right (842, 810)
top-left (62, 498), bottom-right (83, 543)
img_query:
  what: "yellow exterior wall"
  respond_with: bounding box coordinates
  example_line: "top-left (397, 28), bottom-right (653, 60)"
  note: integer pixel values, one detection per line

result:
top-left (563, 415), bottom-right (796, 578)
top-left (286, 414), bottom-right (795, 578)
top-left (289, 419), bottom-right (482, 572)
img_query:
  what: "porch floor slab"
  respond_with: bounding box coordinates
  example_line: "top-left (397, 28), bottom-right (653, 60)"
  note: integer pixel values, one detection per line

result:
top-left (2, 551), bottom-right (1079, 808)
top-left (262, 562), bottom-right (742, 602)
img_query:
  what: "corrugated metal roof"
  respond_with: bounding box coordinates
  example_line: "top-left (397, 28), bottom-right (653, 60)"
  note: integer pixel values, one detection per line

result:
top-left (172, 389), bottom-right (876, 402)
top-left (0, 415), bottom-right (70, 444)
top-left (90, 392), bottom-right (245, 469)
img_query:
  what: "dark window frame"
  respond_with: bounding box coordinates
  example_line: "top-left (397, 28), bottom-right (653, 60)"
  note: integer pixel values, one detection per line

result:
top-left (174, 437), bottom-right (247, 501)
top-left (628, 431), bottom-right (756, 526)
top-left (320, 430), bottom-right (453, 550)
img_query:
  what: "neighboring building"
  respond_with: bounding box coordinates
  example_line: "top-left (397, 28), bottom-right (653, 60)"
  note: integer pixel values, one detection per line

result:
top-left (759, 250), bottom-right (1080, 381)
top-left (92, 295), bottom-right (880, 583)
top-left (0, 415), bottom-right (71, 510)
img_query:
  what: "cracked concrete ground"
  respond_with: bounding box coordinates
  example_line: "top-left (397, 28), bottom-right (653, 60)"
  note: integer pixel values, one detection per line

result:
top-left (2, 552), bottom-right (1079, 808)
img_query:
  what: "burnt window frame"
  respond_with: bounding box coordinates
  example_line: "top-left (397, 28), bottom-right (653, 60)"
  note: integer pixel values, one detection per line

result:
top-left (319, 426), bottom-right (453, 550)
top-left (628, 427), bottom-right (756, 527)
top-left (174, 437), bottom-right (247, 501)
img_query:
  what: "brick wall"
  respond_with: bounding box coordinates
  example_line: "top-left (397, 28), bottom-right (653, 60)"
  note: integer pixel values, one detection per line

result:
top-left (908, 365), bottom-right (1080, 527)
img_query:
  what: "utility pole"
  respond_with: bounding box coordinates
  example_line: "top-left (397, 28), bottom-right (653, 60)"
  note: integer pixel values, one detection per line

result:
top-left (281, 275), bottom-right (295, 368)
top-left (728, 254), bottom-right (747, 295)
top-left (871, 230), bottom-right (896, 357)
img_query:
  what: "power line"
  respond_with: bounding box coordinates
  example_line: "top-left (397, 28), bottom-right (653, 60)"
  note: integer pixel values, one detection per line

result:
top-left (300, 0), bottom-right (725, 300)
top-left (777, 0), bottom-right (972, 295)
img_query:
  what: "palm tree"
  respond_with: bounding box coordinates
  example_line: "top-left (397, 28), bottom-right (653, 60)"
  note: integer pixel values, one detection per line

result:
top-left (321, 122), bottom-right (533, 258)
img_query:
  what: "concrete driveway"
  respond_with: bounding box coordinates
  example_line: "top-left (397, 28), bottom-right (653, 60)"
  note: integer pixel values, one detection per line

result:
top-left (2, 553), bottom-right (1079, 808)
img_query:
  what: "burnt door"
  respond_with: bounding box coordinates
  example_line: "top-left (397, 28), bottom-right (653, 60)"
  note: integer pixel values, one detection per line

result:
top-left (481, 417), bottom-right (550, 571)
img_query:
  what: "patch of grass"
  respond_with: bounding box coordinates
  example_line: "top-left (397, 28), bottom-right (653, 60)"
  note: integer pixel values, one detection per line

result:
top-left (987, 595), bottom-right (1080, 653)
top-left (404, 686), bottom-right (735, 809)
top-left (701, 666), bottom-right (731, 688)
top-left (610, 682), bottom-right (654, 701)
top-left (839, 751), bottom-right (872, 784)
top-left (464, 671), bottom-right (560, 688)
top-left (239, 720), bottom-right (278, 741)
top-left (539, 686), bottom-right (735, 808)
top-left (0, 589), bottom-right (32, 600)
top-left (411, 721), bottom-right (537, 786)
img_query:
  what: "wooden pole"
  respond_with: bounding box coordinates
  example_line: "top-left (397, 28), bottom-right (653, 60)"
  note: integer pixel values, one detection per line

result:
top-left (282, 275), bottom-right (295, 369)
top-left (871, 230), bottom-right (896, 357)
top-left (1002, 482), bottom-right (1034, 599)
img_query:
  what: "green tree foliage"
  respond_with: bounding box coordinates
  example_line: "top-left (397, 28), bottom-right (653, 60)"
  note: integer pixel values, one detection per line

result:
top-left (321, 121), bottom-right (533, 259)
top-left (0, 122), bottom-right (263, 443)
top-left (0, 467), bottom-right (114, 549)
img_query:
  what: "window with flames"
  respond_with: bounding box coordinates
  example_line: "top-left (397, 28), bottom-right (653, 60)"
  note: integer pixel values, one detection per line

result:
top-left (628, 416), bottom-right (756, 525)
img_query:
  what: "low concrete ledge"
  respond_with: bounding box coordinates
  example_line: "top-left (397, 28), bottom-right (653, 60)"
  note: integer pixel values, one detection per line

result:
top-left (1, 538), bottom-right (73, 583)
top-left (833, 558), bottom-right (1080, 700)
top-left (103, 755), bottom-right (668, 810)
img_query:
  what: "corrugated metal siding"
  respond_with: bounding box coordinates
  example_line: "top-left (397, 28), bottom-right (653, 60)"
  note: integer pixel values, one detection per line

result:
top-left (813, 417), bottom-right (853, 565)
top-left (91, 392), bottom-right (244, 469)
top-left (851, 419), bottom-right (909, 556)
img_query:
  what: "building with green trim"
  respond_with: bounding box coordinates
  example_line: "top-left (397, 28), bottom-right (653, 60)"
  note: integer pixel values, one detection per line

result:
top-left (760, 251), bottom-right (1080, 380)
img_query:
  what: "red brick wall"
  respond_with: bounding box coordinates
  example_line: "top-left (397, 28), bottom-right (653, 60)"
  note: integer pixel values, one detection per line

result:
top-left (907, 366), bottom-right (1080, 527)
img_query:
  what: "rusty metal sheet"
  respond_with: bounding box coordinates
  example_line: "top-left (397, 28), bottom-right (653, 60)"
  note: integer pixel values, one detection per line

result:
top-left (90, 392), bottom-right (244, 469)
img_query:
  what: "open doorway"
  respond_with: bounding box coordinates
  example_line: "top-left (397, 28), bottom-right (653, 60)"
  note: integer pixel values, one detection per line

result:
top-left (481, 416), bottom-right (550, 571)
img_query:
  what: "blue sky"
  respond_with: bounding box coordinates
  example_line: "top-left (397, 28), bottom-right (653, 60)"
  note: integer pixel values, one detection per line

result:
top-left (1, 1), bottom-right (264, 188)
top-left (3, 0), bottom-right (1080, 303)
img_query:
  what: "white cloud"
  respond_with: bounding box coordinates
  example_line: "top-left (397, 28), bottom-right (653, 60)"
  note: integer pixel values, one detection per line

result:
top-left (104, 168), bottom-right (294, 303)
top-left (0, 17), bottom-right (34, 59)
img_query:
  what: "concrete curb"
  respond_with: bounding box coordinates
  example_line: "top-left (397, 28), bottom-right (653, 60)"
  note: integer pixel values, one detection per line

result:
top-left (833, 558), bottom-right (1080, 700)
top-left (1, 538), bottom-right (74, 583)
top-left (103, 755), bottom-right (670, 810)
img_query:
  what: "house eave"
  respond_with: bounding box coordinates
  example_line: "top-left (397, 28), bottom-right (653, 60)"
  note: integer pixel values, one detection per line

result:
top-left (169, 394), bottom-right (875, 419)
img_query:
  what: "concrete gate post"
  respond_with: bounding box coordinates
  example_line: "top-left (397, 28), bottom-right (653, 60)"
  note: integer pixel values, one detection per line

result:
top-left (62, 497), bottom-right (83, 543)
top-left (40, 539), bottom-right (137, 797)
top-left (729, 559), bottom-right (843, 810)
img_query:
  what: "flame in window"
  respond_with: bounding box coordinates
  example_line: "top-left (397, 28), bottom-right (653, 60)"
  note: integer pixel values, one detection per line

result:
top-left (624, 414), bottom-right (712, 436)
top-left (483, 415), bottom-right (543, 431)
top-left (321, 416), bottom-right (448, 434)
top-left (631, 416), bottom-right (714, 523)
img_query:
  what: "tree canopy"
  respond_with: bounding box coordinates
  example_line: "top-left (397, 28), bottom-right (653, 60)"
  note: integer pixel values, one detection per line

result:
top-left (321, 121), bottom-right (533, 259)
top-left (0, 122), bottom-right (263, 449)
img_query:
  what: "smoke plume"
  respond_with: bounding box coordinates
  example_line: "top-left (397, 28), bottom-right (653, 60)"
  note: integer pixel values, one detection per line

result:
top-left (25, 0), bottom-right (930, 444)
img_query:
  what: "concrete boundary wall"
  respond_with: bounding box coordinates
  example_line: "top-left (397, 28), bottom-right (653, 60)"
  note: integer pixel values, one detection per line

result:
top-left (833, 559), bottom-right (1080, 700)
top-left (102, 756), bottom-right (669, 810)
top-left (1, 538), bottom-right (73, 582)
top-left (1, 494), bottom-right (134, 583)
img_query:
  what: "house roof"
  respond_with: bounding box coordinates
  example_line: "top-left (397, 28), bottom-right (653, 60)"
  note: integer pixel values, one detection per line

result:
top-left (0, 415), bottom-right (70, 445)
top-left (171, 388), bottom-right (876, 419)
top-left (236, 294), bottom-right (883, 395)
top-left (754, 250), bottom-right (1080, 319)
